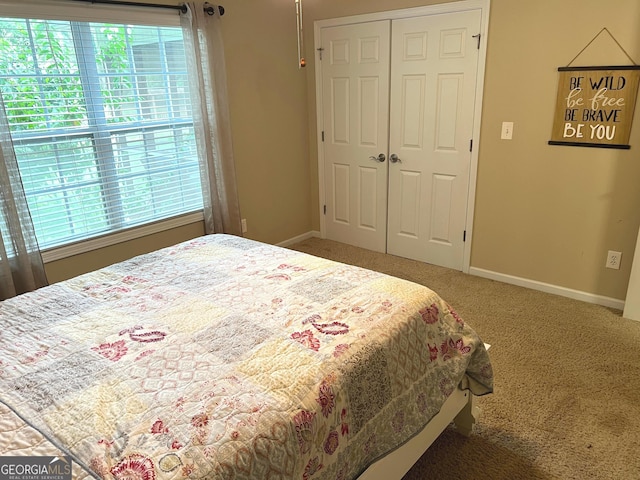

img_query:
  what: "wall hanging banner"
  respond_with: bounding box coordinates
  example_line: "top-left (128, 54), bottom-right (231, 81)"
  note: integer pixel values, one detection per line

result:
top-left (549, 66), bottom-right (640, 149)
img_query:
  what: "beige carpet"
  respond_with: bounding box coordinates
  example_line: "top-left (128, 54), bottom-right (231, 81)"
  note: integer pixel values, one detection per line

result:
top-left (288, 237), bottom-right (640, 480)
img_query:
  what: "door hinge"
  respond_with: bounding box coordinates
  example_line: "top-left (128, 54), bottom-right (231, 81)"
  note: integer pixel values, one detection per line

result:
top-left (323, 205), bottom-right (327, 215)
top-left (463, 230), bottom-right (467, 242)
top-left (472, 33), bottom-right (481, 49)
top-left (469, 139), bottom-right (473, 152)
top-left (322, 131), bottom-right (325, 142)
top-left (317, 47), bottom-right (324, 60)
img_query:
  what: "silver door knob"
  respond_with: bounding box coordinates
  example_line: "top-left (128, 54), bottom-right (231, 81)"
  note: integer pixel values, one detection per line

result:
top-left (390, 154), bottom-right (401, 163)
top-left (369, 153), bottom-right (386, 163)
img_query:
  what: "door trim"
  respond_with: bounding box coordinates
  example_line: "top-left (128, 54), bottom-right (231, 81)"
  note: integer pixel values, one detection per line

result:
top-left (314, 0), bottom-right (490, 273)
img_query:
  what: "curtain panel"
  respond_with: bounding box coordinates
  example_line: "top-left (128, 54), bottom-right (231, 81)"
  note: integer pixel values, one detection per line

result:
top-left (181, 2), bottom-right (243, 236)
top-left (0, 95), bottom-right (47, 300)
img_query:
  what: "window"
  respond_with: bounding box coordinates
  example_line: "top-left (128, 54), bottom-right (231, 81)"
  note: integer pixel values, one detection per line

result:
top-left (0, 16), bottom-right (201, 251)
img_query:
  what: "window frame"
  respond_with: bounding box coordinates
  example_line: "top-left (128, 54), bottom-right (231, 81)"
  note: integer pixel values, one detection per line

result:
top-left (0, 0), bottom-right (204, 262)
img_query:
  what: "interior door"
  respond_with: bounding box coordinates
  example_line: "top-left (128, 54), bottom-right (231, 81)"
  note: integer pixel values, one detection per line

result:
top-left (386, 11), bottom-right (481, 269)
top-left (321, 21), bottom-right (391, 253)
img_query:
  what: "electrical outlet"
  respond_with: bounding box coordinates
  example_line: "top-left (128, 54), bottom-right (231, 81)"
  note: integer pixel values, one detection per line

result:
top-left (241, 218), bottom-right (247, 233)
top-left (606, 250), bottom-right (622, 270)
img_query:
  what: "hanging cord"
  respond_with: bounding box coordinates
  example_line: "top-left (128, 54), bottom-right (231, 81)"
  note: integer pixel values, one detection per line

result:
top-left (295, 0), bottom-right (305, 68)
top-left (566, 27), bottom-right (637, 67)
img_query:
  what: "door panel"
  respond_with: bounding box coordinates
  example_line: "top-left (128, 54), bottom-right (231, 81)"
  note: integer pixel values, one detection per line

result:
top-left (359, 166), bottom-right (379, 229)
top-left (330, 78), bottom-right (350, 144)
top-left (430, 173), bottom-right (455, 244)
top-left (333, 163), bottom-right (350, 224)
top-left (400, 75), bottom-right (426, 148)
top-left (359, 77), bottom-right (379, 145)
top-left (322, 21), bottom-right (390, 253)
top-left (435, 74), bottom-right (462, 150)
top-left (387, 11), bottom-right (481, 269)
top-left (398, 171), bottom-right (421, 238)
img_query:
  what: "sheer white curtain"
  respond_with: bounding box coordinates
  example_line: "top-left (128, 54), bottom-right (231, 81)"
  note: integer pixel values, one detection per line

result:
top-left (181, 2), bottom-right (243, 235)
top-left (0, 95), bottom-right (48, 300)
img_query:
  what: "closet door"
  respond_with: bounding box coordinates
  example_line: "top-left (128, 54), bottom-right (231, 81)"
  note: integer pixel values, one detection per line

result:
top-left (386, 10), bottom-right (481, 269)
top-left (321, 21), bottom-right (391, 253)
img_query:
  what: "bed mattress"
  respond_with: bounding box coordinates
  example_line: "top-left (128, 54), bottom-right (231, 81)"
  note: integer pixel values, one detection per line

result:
top-left (0, 234), bottom-right (493, 479)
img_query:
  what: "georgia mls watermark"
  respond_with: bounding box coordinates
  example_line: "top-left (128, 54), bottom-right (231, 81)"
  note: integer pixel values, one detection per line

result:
top-left (0, 456), bottom-right (72, 480)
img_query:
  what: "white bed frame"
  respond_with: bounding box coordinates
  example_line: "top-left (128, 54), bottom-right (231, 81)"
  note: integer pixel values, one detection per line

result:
top-left (358, 387), bottom-right (480, 479)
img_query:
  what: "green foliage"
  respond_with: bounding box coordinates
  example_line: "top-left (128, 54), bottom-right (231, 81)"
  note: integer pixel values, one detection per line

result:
top-left (93, 24), bottom-right (136, 123)
top-left (0, 19), bottom-right (140, 131)
top-left (0, 19), bottom-right (85, 131)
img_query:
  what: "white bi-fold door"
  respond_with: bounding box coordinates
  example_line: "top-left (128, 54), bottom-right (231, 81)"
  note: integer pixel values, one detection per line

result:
top-left (320, 20), bottom-right (391, 254)
top-left (319, 6), bottom-right (484, 271)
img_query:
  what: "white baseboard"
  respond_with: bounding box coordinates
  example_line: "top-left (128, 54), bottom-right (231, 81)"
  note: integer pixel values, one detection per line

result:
top-left (275, 234), bottom-right (626, 311)
top-left (277, 230), bottom-right (321, 248)
top-left (469, 267), bottom-right (626, 311)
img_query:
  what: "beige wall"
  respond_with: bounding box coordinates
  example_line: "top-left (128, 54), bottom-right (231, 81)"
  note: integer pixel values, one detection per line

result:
top-left (222, 0), bottom-right (311, 244)
top-left (45, 222), bottom-right (205, 283)
top-left (48, 0), bottom-right (640, 304)
top-left (472, 0), bottom-right (640, 301)
top-left (304, 0), bottom-right (640, 302)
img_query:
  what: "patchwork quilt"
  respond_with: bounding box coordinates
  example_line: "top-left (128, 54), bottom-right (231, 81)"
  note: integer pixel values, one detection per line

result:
top-left (0, 234), bottom-right (493, 480)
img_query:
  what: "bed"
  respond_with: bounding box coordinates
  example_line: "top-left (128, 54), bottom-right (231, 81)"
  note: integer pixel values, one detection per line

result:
top-left (0, 234), bottom-right (493, 480)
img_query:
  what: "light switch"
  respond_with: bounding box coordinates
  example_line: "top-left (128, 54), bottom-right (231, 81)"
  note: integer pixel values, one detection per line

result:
top-left (501, 121), bottom-right (514, 140)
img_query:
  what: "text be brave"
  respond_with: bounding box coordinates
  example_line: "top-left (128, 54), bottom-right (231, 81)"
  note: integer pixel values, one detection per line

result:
top-left (562, 74), bottom-right (627, 141)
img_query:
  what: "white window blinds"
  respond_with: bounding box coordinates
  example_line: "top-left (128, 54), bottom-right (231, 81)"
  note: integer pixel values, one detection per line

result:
top-left (0, 15), bottom-right (201, 250)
